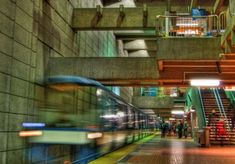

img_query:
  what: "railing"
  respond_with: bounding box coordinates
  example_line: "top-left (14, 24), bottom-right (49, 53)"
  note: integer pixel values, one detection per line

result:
top-left (219, 11), bottom-right (227, 34)
top-left (198, 88), bottom-right (207, 126)
top-left (225, 91), bottom-right (235, 108)
top-left (213, 88), bottom-right (223, 117)
top-left (156, 15), bottom-right (219, 37)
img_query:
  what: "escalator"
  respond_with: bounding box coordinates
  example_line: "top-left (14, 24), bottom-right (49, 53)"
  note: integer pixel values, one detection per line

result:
top-left (188, 88), bottom-right (235, 145)
top-left (216, 89), bottom-right (235, 144)
top-left (200, 89), bottom-right (223, 144)
top-left (199, 88), bottom-right (235, 145)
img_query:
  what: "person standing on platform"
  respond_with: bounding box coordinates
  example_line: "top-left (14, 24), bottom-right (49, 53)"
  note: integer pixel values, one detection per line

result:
top-left (160, 120), bottom-right (167, 138)
top-left (216, 116), bottom-right (227, 146)
top-left (183, 121), bottom-right (188, 138)
top-left (177, 120), bottom-right (183, 138)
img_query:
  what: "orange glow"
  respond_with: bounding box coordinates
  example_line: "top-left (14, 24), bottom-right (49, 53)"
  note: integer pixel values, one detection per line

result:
top-left (19, 130), bottom-right (43, 137)
top-left (48, 84), bottom-right (80, 91)
top-left (224, 86), bottom-right (235, 91)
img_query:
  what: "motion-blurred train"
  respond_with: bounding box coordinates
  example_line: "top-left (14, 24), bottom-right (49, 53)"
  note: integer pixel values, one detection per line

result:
top-left (19, 76), bottom-right (154, 163)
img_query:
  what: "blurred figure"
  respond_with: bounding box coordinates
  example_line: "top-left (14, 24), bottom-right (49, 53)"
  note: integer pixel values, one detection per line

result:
top-left (183, 121), bottom-right (188, 138)
top-left (160, 121), bottom-right (167, 138)
top-left (216, 116), bottom-right (227, 146)
top-left (208, 109), bottom-right (216, 127)
top-left (177, 120), bottom-right (183, 138)
top-left (173, 123), bottom-right (177, 136)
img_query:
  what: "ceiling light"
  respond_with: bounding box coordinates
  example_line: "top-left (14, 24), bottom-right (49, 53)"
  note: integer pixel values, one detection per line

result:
top-left (176, 23), bottom-right (199, 26)
top-left (171, 110), bottom-right (184, 115)
top-left (190, 79), bottom-right (220, 87)
top-left (190, 109), bottom-right (195, 112)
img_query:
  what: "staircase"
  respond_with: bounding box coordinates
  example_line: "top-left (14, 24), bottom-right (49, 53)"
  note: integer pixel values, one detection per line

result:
top-left (200, 89), bottom-right (230, 145)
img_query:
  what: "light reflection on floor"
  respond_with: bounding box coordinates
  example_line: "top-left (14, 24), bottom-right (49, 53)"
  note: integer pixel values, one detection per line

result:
top-left (120, 136), bottom-right (235, 164)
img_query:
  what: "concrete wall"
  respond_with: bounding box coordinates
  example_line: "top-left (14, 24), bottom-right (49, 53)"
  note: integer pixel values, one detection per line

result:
top-left (132, 96), bottom-right (174, 109)
top-left (0, 0), bottom-right (124, 163)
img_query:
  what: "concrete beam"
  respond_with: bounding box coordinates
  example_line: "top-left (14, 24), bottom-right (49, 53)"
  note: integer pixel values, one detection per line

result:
top-left (72, 6), bottom-right (165, 30)
top-left (123, 40), bottom-right (157, 51)
top-left (156, 37), bottom-right (222, 60)
top-left (48, 57), bottom-right (159, 80)
top-left (132, 96), bottom-right (174, 109)
top-left (128, 50), bottom-right (156, 57)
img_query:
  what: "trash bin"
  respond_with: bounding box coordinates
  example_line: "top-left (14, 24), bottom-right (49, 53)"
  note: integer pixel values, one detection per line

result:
top-left (198, 129), bottom-right (205, 145)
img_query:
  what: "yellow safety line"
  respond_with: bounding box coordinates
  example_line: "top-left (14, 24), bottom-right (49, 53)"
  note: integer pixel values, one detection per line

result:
top-left (89, 132), bottom-right (159, 164)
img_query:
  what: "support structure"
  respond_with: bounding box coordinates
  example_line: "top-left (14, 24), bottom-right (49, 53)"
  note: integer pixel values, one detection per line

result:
top-left (72, 6), bottom-right (165, 30)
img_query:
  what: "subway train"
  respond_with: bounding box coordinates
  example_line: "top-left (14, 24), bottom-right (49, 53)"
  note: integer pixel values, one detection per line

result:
top-left (19, 76), bottom-right (154, 163)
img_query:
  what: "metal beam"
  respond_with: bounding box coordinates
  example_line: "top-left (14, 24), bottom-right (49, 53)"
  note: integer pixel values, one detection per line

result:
top-left (72, 6), bottom-right (165, 30)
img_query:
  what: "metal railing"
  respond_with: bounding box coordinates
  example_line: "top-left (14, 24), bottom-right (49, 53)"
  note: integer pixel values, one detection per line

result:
top-left (219, 11), bottom-right (227, 34)
top-left (156, 15), bottom-right (219, 37)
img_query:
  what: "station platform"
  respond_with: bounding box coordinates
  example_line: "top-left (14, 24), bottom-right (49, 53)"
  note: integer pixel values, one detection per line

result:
top-left (90, 133), bottom-right (235, 164)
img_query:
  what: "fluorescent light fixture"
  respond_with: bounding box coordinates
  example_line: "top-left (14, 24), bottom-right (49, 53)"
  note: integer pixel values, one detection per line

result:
top-left (170, 92), bottom-right (178, 97)
top-left (87, 132), bottom-right (103, 139)
top-left (96, 89), bottom-right (103, 96)
top-left (117, 111), bottom-right (125, 117)
top-left (190, 79), bottom-right (220, 87)
top-left (169, 118), bottom-right (176, 121)
top-left (101, 114), bottom-right (118, 118)
top-left (22, 122), bottom-right (45, 128)
top-left (171, 110), bottom-right (184, 115)
top-left (19, 130), bottom-right (43, 137)
top-left (176, 23), bottom-right (198, 26)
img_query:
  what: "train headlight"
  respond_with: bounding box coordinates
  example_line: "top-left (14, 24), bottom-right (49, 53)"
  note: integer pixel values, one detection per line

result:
top-left (87, 132), bottom-right (103, 139)
top-left (19, 130), bottom-right (43, 137)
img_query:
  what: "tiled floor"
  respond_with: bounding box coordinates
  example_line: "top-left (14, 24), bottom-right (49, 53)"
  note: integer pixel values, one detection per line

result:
top-left (119, 136), bottom-right (235, 164)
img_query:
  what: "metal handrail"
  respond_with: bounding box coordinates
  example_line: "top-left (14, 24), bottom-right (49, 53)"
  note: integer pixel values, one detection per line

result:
top-left (213, 88), bottom-right (223, 117)
top-left (218, 11), bottom-right (227, 33)
top-left (198, 88), bottom-right (207, 126)
top-left (156, 14), bottom-right (219, 37)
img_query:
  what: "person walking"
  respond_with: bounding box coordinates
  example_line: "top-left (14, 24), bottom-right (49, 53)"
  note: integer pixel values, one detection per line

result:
top-left (216, 117), bottom-right (227, 146)
top-left (208, 109), bottom-right (216, 127)
top-left (183, 121), bottom-right (188, 138)
top-left (160, 121), bottom-right (167, 138)
top-left (177, 120), bottom-right (183, 138)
